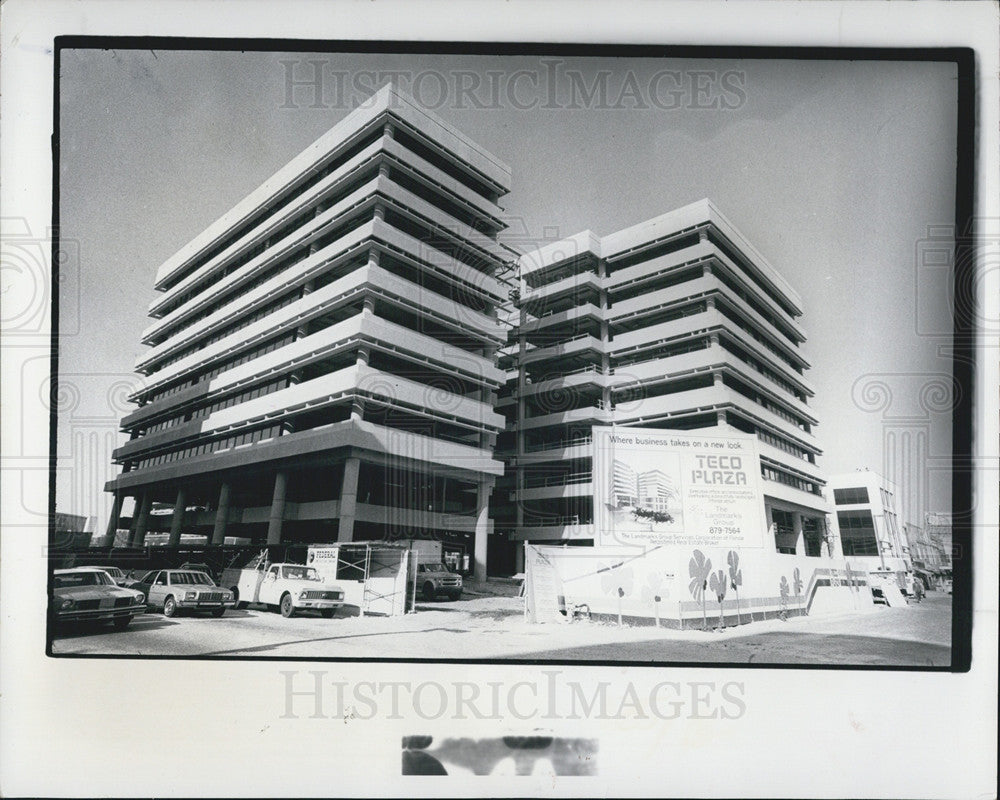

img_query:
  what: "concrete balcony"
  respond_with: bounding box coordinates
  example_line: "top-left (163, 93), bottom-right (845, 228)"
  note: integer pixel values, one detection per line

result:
top-left (608, 237), bottom-right (803, 340)
top-left (612, 383), bottom-right (819, 452)
top-left (761, 479), bottom-right (830, 515)
top-left (609, 344), bottom-right (818, 427)
top-left (106, 416), bottom-right (503, 493)
top-left (144, 207), bottom-right (377, 348)
top-left (509, 523), bottom-right (595, 542)
top-left (603, 199), bottom-right (803, 316)
top-left (610, 307), bottom-right (811, 396)
top-left (381, 135), bottom-right (506, 226)
top-left (757, 441), bottom-right (824, 481)
top-left (372, 217), bottom-right (507, 303)
top-left (519, 480), bottom-right (594, 501)
top-left (516, 440), bottom-right (593, 465)
top-left (154, 84), bottom-right (511, 292)
top-left (519, 404), bottom-right (610, 431)
top-left (519, 303), bottom-right (603, 335)
top-left (136, 271), bottom-right (503, 402)
top-left (150, 140), bottom-right (386, 316)
top-left (610, 272), bottom-right (806, 345)
top-left (520, 271), bottom-right (604, 306)
top-left (519, 334), bottom-right (604, 367)
top-left (519, 367), bottom-right (608, 398)
top-left (378, 174), bottom-right (510, 267)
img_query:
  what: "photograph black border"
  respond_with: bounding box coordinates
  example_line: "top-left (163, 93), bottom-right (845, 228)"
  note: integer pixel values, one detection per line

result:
top-left (47, 37), bottom-right (976, 672)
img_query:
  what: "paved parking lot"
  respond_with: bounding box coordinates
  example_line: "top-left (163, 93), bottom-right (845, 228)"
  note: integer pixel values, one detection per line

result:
top-left (50, 589), bottom-right (953, 665)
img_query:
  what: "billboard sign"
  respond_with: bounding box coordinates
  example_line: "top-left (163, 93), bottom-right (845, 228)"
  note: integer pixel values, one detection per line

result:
top-left (592, 426), bottom-right (768, 549)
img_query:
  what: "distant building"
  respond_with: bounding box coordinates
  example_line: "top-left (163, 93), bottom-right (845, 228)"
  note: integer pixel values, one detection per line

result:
top-left (827, 470), bottom-right (910, 577)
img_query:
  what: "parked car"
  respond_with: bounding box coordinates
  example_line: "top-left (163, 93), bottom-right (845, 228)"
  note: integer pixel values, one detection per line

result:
top-left (131, 569), bottom-right (235, 617)
top-left (81, 565), bottom-right (127, 585)
top-left (50, 568), bottom-right (146, 630)
top-left (416, 562), bottom-right (462, 601)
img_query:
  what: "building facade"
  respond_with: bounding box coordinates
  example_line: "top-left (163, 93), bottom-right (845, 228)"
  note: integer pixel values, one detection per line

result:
top-left (493, 200), bottom-right (833, 571)
top-left (104, 84), bottom-right (512, 580)
top-left (827, 470), bottom-right (910, 575)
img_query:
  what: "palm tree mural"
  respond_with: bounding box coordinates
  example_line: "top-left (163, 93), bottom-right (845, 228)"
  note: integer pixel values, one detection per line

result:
top-left (793, 567), bottom-right (805, 616)
top-left (727, 550), bottom-right (744, 625)
top-left (778, 575), bottom-right (790, 621)
top-left (599, 562), bottom-right (634, 627)
top-left (641, 572), bottom-right (667, 628)
top-left (708, 569), bottom-right (728, 630)
top-left (688, 550), bottom-right (712, 631)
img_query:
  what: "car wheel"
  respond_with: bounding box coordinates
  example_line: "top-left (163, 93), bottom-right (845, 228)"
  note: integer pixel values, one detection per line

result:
top-left (112, 615), bottom-right (132, 630)
top-left (422, 582), bottom-right (436, 601)
top-left (210, 607), bottom-right (226, 617)
top-left (163, 596), bottom-right (178, 617)
top-left (231, 588), bottom-right (246, 609)
top-left (280, 593), bottom-right (296, 618)
top-left (320, 609), bottom-right (336, 619)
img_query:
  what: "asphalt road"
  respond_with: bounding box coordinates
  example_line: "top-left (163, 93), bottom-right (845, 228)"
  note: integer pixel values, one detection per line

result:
top-left (50, 591), bottom-right (954, 666)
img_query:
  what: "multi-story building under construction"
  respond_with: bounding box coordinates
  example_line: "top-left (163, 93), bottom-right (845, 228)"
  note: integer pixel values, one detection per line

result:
top-left (492, 199), bottom-right (833, 572)
top-left (103, 84), bottom-right (512, 580)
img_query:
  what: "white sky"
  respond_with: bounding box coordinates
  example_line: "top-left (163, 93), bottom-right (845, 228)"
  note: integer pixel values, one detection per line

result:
top-left (55, 49), bottom-right (958, 530)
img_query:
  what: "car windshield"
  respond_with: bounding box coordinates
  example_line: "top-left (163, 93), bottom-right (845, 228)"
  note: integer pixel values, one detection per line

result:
top-left (171, 571), bottom-right (215, 585)
top-left (421, 563), bottom-right (449, 573)
top-left (54, 572), bottom-right (112, 588)
top-left (283, 566), bottom-right (320, 581)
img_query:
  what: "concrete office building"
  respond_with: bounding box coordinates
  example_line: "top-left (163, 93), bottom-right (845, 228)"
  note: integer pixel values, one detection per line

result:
top-left (827, 470), bottom-right (910, 576)
top-left (493, 200), bottom-right (833, 572)
top-left (104, 84), bottom-right (511, 580)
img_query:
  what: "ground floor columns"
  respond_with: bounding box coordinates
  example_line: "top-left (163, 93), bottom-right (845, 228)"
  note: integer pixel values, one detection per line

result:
top-left (337, 457), bottom-right (361, 543)
top-left (130, 492), bottom-right (152, 547)
top-left (167, 487), bottom-right (187, 547)
top-left (211, 482), bottom-right (231, 545)
top-left (267, 471), bottom-right (288, 545)
top-left (513, 539), bottom-right (525, 573)
top-left (104, 493), bottom-right (124, 545)
top-left (474, 481), bottom-right (491, 583)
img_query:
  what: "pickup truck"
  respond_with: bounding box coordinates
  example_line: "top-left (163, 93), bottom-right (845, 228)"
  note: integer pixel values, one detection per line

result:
top-left (416, 561), bottom-right (462, 601)
top-left (220, 562), bottom-right (345, 618)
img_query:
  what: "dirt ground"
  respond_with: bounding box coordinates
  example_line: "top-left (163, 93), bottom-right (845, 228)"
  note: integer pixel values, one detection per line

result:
top-left (53, 583), bottom-right (954, 666)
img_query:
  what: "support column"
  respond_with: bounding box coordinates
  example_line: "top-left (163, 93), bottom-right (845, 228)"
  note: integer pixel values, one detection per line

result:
top-left (765, 504), bottom-right (776, 550)
top-left (266, 471), bottom-right (288, 545)
top-left (211, 482), bottom-right (230, 545)
top-left (351, 346), bottom-right (370, 421)
top-left (105, 493), bottom-right (124, 547)
top-left (513, 540), bottom-right (525, 573)
top-left (474, 481), bottom-right (491, 584)
top-left (131, 493), bottom-right (152, 548)
top-left (338, 457), bottom-right (361, 543)
top-left (167, 487), bottom-right (186, 547)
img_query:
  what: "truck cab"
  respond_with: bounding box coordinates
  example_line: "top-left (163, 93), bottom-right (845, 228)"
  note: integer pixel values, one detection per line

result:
top-left (416, 562), bottom-right (462, 601)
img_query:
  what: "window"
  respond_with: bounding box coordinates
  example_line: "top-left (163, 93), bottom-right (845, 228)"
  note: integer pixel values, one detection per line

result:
top-left (833, 487), bottom-right (869, 505)
top-left (837, 510), bottom-right (879, 555)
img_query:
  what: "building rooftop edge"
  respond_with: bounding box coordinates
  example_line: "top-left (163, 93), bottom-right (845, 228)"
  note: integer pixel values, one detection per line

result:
top-left (517, 199), bottom-right (804, 315)
top-left (153, 82), bottom-right (512, 290)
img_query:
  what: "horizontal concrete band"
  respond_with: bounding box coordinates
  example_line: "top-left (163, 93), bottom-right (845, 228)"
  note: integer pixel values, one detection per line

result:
top-left (106, 417), bottom-right (504, 493)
